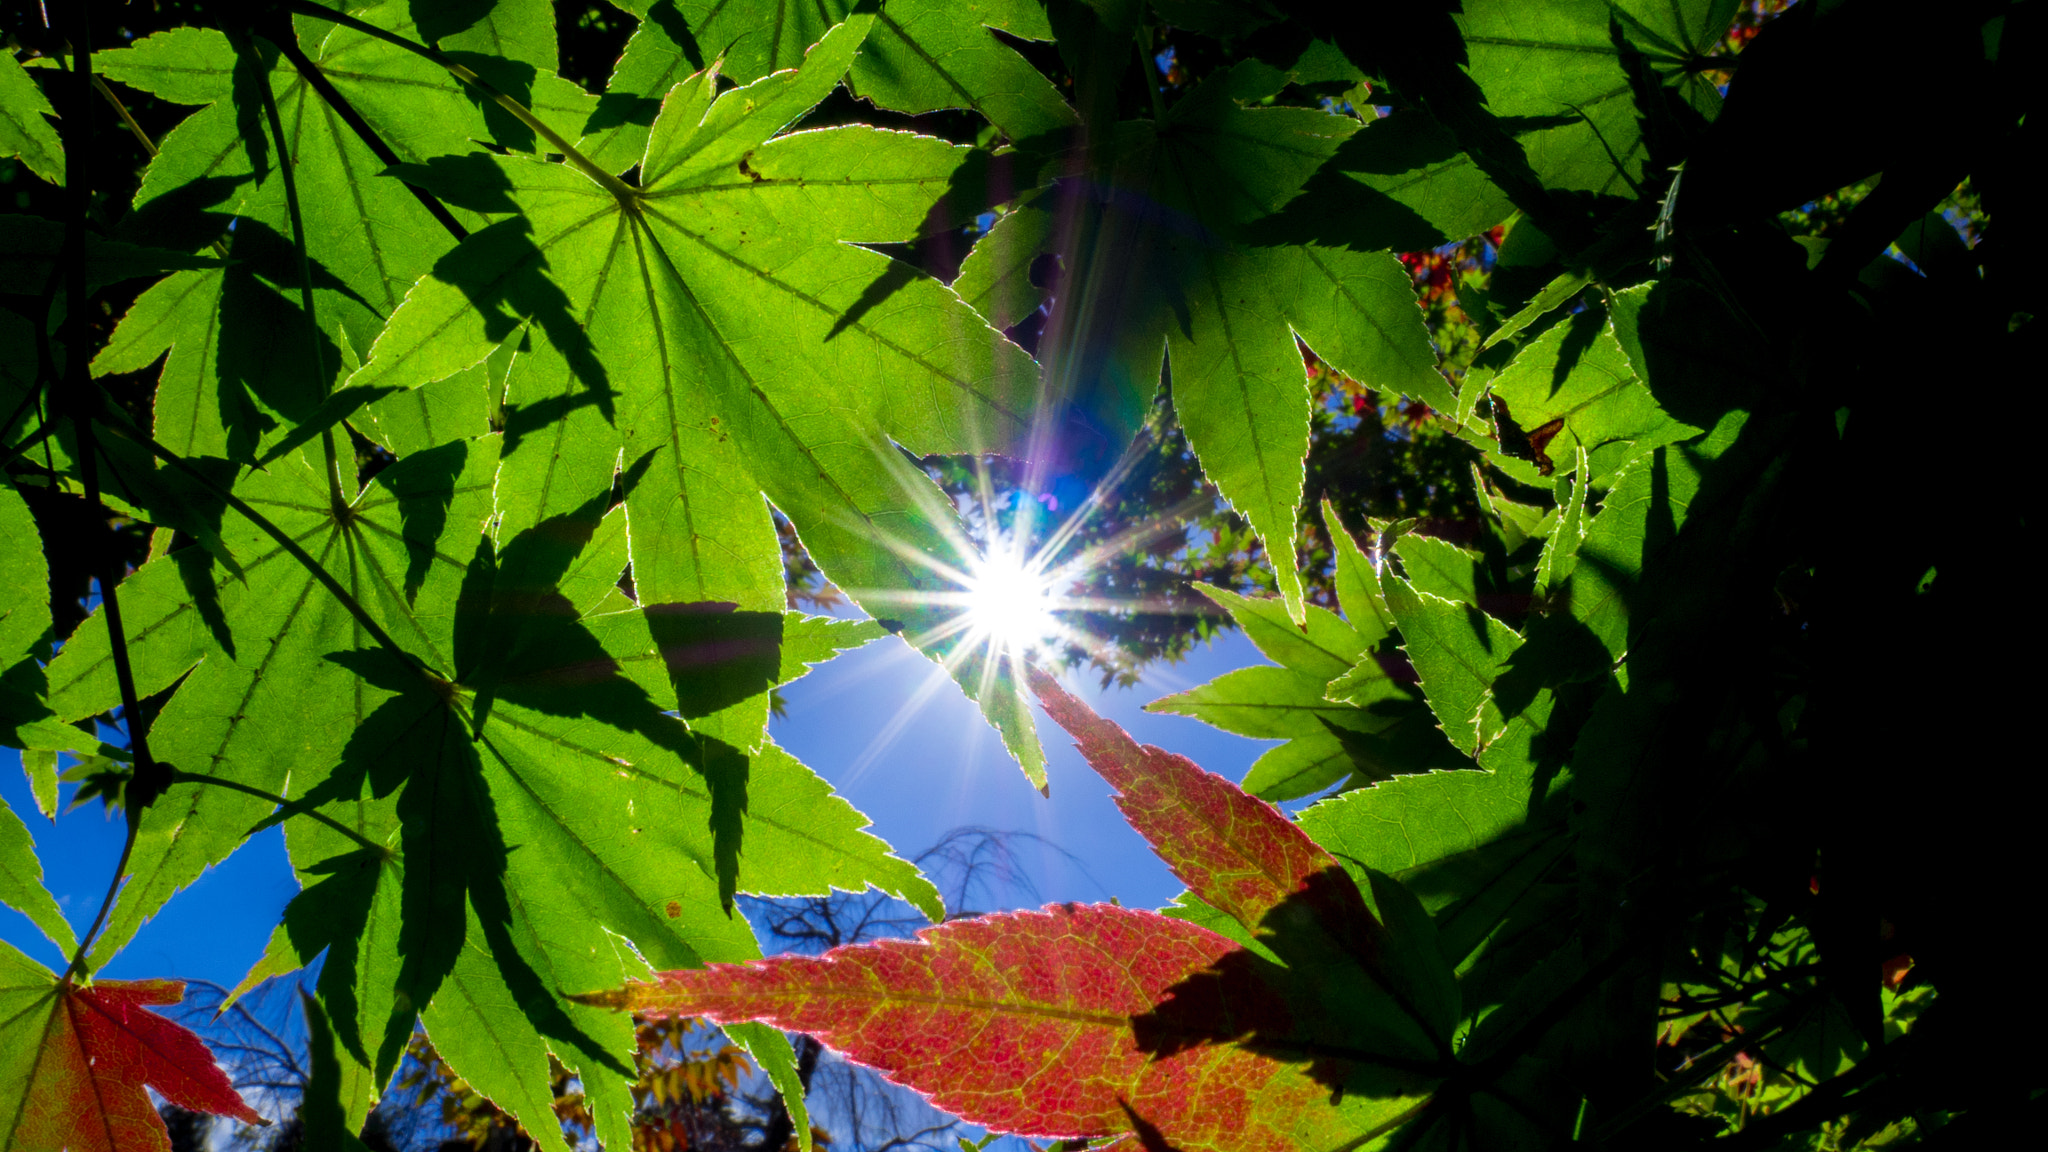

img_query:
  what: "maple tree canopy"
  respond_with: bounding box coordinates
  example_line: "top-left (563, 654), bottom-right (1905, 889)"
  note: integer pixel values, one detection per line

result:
top-left (1, 0), bottom-right (2037, 1149)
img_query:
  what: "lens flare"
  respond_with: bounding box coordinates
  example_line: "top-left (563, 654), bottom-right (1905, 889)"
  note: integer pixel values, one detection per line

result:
top-left (961, 545), bottom-right (1060, 659)
top-left (832, 433), bottom-right (1208, 786)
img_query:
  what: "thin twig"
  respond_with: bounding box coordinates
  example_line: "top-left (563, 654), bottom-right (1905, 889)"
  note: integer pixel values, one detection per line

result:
top-left (68, 825), bottom-right (138, 982)
top-left (91, 74), bottom-right (153, 156)
top-left (234, 29), bottom-right (347, 512)
top-left (55, 0), bottom-right (164, 983)
top-left (169, 769), bottom-right (386, 854)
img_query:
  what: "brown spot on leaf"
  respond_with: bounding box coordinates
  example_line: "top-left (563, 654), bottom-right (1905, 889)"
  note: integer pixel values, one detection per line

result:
top-left (1527, 418), bottom-right (1566, 476)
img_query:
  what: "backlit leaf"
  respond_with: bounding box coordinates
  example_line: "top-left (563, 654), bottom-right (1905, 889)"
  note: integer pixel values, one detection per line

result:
top-left (1487, 306), bottom-right (1700, 489)
top-left (1276, 0), bottom-right (1735, 247)
top-left (347, 13), bottom-right (1047, 779)
top-left (0, 53), bottom-right (62, 186)
top-left (0, 944), bottom-right (262, 1152)
top-left (1150, 578), bottom-right (1451, 801)
top-left (1032, 669), bottom-right (1457, 1056)
top-left (1031, 667), bottom-right (1344, 931)
top-left (652, 0), bottom-right (1075, 142)
top-left (0, 478), bottom-right (54, 752)
top-left (1050, 63), bottom-right (1441, 621)
top-left (0, 801), bottom-right (72, 957)
top-left (1381, 576), bottom-right (1553, 767)
top-left (577, 903), bottom-right (1433, 1152)
top-left (951, 199), bottom-right (1053, 331)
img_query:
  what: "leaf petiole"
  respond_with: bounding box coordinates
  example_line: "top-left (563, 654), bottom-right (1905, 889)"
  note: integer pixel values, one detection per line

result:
top-left (64, 820), bottom-right (137, 982)
top-left (91, 74), bottom-right (154, 158)
top-left (168, 769), bottom-right (386, 855)
top-left (232, 28), bottom-right (345, 513)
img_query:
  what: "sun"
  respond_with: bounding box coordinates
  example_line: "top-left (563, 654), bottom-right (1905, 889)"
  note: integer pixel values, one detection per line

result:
top-left (834, 441), bottom-right (1192, 697)
top-left (960, 546), bottom-right (1061, 658)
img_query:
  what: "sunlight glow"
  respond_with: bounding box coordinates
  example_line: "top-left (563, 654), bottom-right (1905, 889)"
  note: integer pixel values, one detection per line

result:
top-left (961, 546), bottom-right (1061, 658)
top-left (836, 430), bottom-right (1210, 756)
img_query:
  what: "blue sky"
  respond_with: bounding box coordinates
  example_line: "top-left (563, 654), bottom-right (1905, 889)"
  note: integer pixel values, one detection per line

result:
top-left (0, 630), bottom-right (1274, 987)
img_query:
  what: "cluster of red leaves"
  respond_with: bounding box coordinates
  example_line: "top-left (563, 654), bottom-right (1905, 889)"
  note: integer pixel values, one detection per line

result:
top-left (1721, 0), bottom-right (1797, 54)
top-left (1, 975), bottom-right (262, 1152)
top-left (1397, 225), bottom-right (1504, 310)
top-left (1396, 250), bottom-right (1459, 306)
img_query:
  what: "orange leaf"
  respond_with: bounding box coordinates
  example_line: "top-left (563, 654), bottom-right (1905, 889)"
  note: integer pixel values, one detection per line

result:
top-left (2, 946), bottom-right (263, 1152)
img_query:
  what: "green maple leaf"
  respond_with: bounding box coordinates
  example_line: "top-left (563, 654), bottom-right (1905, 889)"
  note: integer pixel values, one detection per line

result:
top-left (633, 0), bottom-right (1074, 144)
top-left (950, 194), bottom-right (1053, 330)
top-left (1, 479), bottom-right (55, 747)
top-left (1047, 60), bottom-right (1442, 622)
top-left (1485, 305), bottom-right (1702, 490)
top-left (0, 52), bottom-right (62, 186)
top-left (50, 433), bottom-right (938, 1150)
top-left (1281, 0), bottom-right (1736, 249)
top-left (42, 442), bottom-right (503, 967)
top-left (346, 12), bottom-right (1049, 781)
top-left (1147, 515), bottom-right (1463, 801)
top-left (1456, 1), bottom-right (1657, 200)
top-left (87, 3), bottom-right (607, 464)
top-left (1380, 575), bottom-right (1557, 771)
top-left (1148, 584), bottom-right (1426, 801)
top-left (0, 804), bottom-right (73, 958)
top-left (1610, 0), bottom-right (1742, 121)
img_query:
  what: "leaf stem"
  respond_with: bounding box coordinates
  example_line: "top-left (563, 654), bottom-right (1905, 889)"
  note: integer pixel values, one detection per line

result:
top-left (233, 29), bottom-right (346, 513)
top-left (56, 4), bottom-right (159, 983)
top-left (91, 75), bottom-right (155, 158)
top-left (168, 769), bottom-right (385, 854)
top-left (65, 822), bottom-right (136, 983)
top-left (277, 0), bottom-right (637, 203)
top-left (89, 72), bottom-right (234, 261)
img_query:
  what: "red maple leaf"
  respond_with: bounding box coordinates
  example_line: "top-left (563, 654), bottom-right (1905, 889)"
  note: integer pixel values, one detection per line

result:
top-left (582, 903), bottom-right (1351, 1149)
top-left (1, 954), bottom-right (264, 1152)
top-left (1026, 667), bottom-right (1365, 935)
top-left (575, 672), bottom-right (1456, 1150)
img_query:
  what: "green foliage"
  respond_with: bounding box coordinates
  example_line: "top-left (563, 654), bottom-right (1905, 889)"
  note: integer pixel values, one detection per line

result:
top-left (0, 52), bottom-right (62, 186)
top-left (2, 1), bottom-right (2038, 1151)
